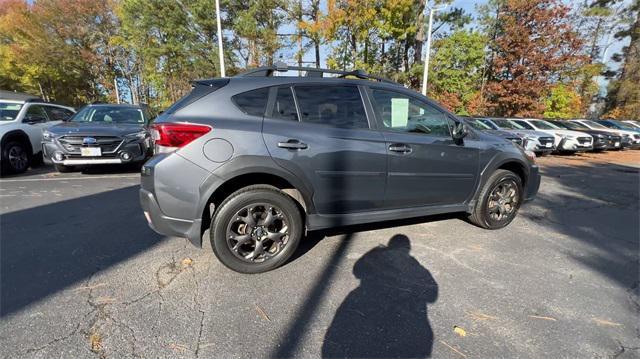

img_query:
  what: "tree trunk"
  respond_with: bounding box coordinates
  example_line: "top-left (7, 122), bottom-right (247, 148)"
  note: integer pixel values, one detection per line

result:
top-left (414, 0), bottom-right (427, 64)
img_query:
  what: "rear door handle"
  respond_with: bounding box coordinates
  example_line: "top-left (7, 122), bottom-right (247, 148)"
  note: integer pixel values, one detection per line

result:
top-left (388, 143), bottom-right (412, 154)
top-left (277, 139), bottom-right (308, 150)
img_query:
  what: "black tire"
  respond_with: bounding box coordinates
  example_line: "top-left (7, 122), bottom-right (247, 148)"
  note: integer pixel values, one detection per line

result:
top-left (1, 141), bottom-right (30, 174)
top-left (54, 164), bottom-right (75, 173)
top-left (210, 185), bottom-right (303, 273)
top-left (468, 169), bottom-right (523, 229)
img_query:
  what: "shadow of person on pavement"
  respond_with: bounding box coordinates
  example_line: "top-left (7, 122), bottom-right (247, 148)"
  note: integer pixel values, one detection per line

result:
top-left (322, 234), bottom-right (438, 358)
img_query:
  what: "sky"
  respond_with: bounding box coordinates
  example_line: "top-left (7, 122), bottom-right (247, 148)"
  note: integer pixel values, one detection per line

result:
top-left (277, 0), bottom-right (631, 77)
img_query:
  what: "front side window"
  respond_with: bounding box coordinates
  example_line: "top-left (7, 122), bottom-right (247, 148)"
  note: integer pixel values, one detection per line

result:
top-left (44, 106), bottom-right (74, 121)
top-left (71, 106), bottom-right (145, 124)
top-left (271, 87), bottom-right (299, 121)
top-left (24, 105), bottom-right (48, 123)
top-left (369, 88), bottom-right (451, 137)
top-left (295, 85), bottom-right (369, 129)
top-left (232, 87), bottom-right (269, 116)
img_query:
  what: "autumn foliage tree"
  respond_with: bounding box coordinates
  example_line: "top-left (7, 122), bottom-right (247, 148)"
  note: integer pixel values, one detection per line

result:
top-left (484, 0), bottom-right (586, 117)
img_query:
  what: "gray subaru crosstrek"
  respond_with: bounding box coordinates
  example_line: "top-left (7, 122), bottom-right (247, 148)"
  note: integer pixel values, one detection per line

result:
top-left (140, 64), bottom-right (541, 273)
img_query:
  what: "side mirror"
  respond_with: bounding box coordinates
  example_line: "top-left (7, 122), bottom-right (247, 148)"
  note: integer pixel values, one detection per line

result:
top-left (452, 122), bottom-right (468, 141)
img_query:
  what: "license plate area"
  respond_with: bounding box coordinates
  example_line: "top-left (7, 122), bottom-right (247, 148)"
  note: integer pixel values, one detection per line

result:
top-left (81, 147), bottom-right (102, 157)
top-left (545, 143), bottom-right (552, 148)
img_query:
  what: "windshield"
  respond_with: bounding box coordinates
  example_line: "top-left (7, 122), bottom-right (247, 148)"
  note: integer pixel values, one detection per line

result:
top-left (467, 119), bottom-right (492, 130)
top-left (559, 121), bottom-right (585, 130)
top-left (71, 106), bottom-right (146, 124)
top-left (609, 121), bottom-right (636, 130)
top-left (583, 120), bottom-right (608, 129)
top-left (531, 120), bottom-right (559, 130)
top-left (478, 119), bottom-right (499, 130)
top-left (495, 119), bottom-right (527, 130)
top-left (0, 102), bottom-right (23, 121)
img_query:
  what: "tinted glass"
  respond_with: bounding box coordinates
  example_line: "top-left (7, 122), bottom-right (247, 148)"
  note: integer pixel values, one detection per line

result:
top-left (164, 79), bottom-right (229, 114)
top-left (467, 119), bottom-right (492, 130)
top-left (272, 87), bottom-right (298, 121)
top-left (44, 106), bottom-right (74, 121)
top-left (295, 85), bottom-right (368, 129)
top-left (71, 106), bottom-right (145, 124)
top-left (24, 105), bottom-right (48, 122)
top-left (232, 87), bottom-right (269, 116)
top-left (0, 102), bottom-right (22, 121)
top-left (478, 119), bottom-right (499, 130)
top-left (531, 120), bottom-right (558, 129)
top-left (511, 120), bottom-right (534, 130)
top-left (370, 88), bottom-right (450, 136)
top-left (493, 119), bottom-right (524, 130)
top-left (583, 120), bottom-right (608, 129)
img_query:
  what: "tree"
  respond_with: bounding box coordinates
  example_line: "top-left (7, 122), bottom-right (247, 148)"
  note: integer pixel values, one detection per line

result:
top-left (0, 0), bottom-right (118, 105)
top-left (602, 0), bottom-right (640, 119)
top-left (428, 30), bottom-right (487, 115)
top-left (543, 84), bottom-right (583, 118)
top-left (483, 0), bottom-right (586, 117)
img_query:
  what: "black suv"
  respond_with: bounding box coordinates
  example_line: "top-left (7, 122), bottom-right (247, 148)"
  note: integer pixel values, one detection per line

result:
top-left (140, 65), bottom-right (541, 273)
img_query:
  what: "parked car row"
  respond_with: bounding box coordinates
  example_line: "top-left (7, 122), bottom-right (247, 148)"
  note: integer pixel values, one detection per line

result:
top-left (464, 116), bottom-right (640, 156)
top-left (0, 91), bottom-right (154, 175)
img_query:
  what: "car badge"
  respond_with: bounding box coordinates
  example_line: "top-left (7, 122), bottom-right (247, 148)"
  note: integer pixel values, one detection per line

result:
top-left (83, 137), bottom-right (97, 145)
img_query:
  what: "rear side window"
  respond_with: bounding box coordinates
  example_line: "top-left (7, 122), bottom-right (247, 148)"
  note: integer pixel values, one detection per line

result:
top-left (272, 87), bottom-right (298, 121)
top-left (232, 87), bottom-right (269, 116)
top-left (165, 79), bottom-right (229, 114)
top-left (294, 85), bottom-right (368, 129)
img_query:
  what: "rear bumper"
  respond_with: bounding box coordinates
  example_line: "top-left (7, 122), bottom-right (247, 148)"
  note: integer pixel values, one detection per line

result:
top-left (524, 165), bottom-right (541, 202)
top-left (140, 188), bottom-right (202, 246)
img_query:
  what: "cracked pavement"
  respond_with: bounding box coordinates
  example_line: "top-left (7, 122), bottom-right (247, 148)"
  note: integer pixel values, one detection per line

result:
top-left (1, 153), bottom-right (639, 358)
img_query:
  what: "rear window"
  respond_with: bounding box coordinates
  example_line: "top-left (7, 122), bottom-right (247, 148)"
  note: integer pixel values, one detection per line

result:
top-left (294, 85), bottom-right (368, 129)
top-left (165, 79), bottom-right (229, 114)
top-left (232, 87), bottom-right (269, 116)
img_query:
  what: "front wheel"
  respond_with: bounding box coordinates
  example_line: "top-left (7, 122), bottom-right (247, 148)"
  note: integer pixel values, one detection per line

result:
top-left (1, 141), bottom-right (30, 174)
top-left (210, 185), bottom-right (303, 273)
top-left (468, 169), bottom-right (523, 229)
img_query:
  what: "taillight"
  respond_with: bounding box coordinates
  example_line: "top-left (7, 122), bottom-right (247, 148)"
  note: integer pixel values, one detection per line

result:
top-left (151, 122), bottom-right (211, 153)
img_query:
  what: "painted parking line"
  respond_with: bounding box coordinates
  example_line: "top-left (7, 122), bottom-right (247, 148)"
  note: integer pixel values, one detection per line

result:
top-left (0, 174), bottom-right (140, 183)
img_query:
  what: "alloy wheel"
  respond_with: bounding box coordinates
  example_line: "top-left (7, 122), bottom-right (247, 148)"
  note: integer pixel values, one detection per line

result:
top-left (487, 179), bottom-right (519, 221)
top-left (8, 145), bottom-right (28, 172)
top-left (225, 203), bottom-right (290, 263)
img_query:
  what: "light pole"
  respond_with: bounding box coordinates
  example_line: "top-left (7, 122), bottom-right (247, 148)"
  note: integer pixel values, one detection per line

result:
top-left (421, 4), bottom-right (447, 96)
top-left (215, 0), bottom-right (226, 77)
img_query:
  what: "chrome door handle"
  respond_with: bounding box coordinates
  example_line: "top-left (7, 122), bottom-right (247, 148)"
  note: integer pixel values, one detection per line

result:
top-left (388, 143), bottom-right (412, 154)
top-left (277, 140), bottom-right (308, 150)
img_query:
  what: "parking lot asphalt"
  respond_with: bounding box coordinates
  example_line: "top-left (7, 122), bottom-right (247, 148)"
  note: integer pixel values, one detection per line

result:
top-left (1, 154), bottom-right (639, 358)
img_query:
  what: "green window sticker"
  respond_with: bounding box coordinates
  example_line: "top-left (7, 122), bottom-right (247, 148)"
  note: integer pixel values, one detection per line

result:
top-left (391, 98), bottom-right (409, 128)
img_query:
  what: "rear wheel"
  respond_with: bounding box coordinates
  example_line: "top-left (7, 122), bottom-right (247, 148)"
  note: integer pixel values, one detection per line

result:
top-left (1, 141), bottom-right (30, 174)
top-left (210, 185), bottom-right (303, 273)
top-left (469, 169), bottom-right (523, 229)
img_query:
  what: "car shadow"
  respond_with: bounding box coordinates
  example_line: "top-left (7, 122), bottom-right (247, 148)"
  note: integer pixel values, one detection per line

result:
top-left (0, 185), bottom-right (162, 317)
top-left (322, 234), bottom-right (438, 358)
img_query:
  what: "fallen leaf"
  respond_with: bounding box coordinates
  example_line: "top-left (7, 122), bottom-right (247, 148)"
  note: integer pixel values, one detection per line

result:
top-left (89, 332), bottom-right (102, 353)
top-left (181, 258), bottom-right (193, 268)
top-left (453, 326), bottom-right (467, 337)
top-left (529, 315), bottom-right (557, 321)
top-left (255, 305), bottom-right (271, 321)
top-left (592, 318), bottom-right (622, 327)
